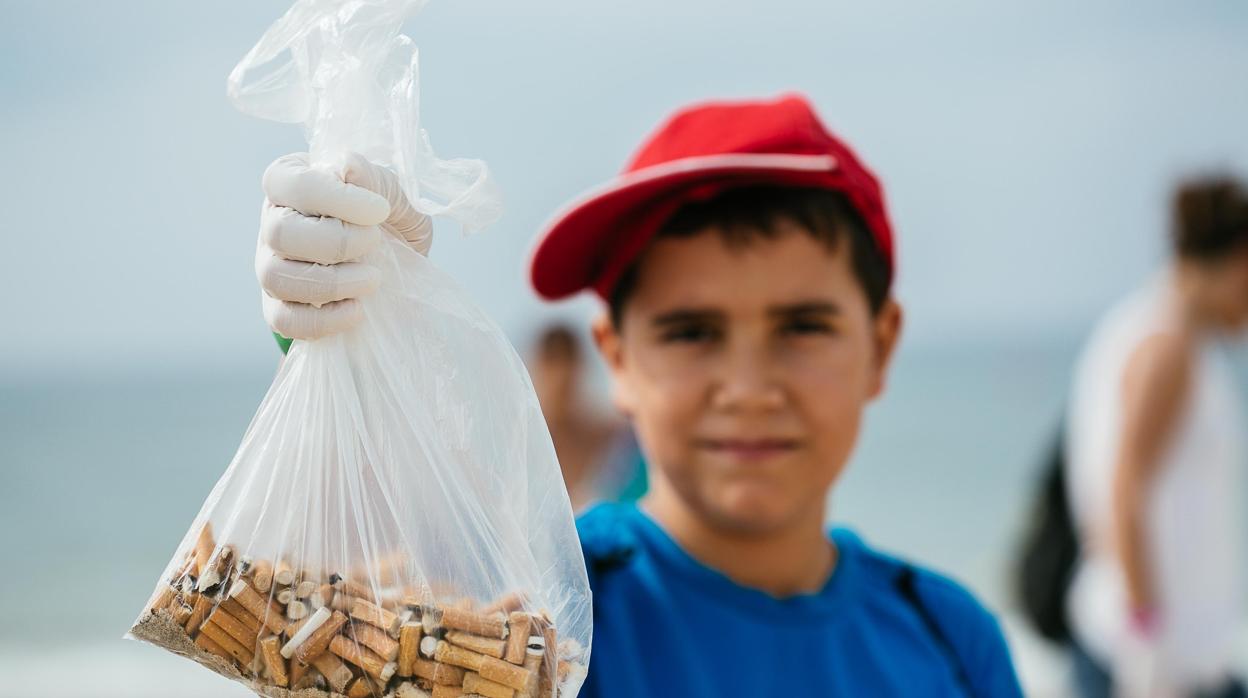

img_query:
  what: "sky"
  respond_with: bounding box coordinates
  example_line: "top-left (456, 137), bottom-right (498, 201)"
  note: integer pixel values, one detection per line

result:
top-left (2, 0), bottom-right (1247, 376)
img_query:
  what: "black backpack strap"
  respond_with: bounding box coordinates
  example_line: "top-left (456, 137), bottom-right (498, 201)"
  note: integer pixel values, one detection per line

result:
top-left (895, 564), bottom-right (975, 696)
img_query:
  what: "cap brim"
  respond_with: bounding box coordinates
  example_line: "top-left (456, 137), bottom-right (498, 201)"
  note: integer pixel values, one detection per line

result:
top-left (529, 153), bottom-right (839, 300)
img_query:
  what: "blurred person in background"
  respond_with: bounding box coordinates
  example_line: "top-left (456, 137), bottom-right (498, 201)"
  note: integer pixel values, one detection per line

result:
top-left (529, 323), bottom-right (646, 510)
top-left (1065, 177), bottom-right (1248, 697)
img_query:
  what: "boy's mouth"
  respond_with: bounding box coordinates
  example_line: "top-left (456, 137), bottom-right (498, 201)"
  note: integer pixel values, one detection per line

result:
top-left (698, 438), bottom-right (800, 461)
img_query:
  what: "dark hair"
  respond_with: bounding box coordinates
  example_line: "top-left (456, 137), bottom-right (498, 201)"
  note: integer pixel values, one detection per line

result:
top-left (1172, 176), bottom-right (1248, 261)
top-left (608, 186), bottom-right (890, 327)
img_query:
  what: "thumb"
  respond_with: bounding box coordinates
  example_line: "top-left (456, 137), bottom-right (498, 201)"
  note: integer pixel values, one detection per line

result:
top-left (336, 152), bottom-right (433, 255)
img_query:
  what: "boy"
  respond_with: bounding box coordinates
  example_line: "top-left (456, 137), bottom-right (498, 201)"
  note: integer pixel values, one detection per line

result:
top-left (255, 94), bottom-right (1022, 696)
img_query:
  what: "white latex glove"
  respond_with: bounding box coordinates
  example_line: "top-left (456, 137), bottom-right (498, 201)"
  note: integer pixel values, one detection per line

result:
top-left (256, 151), bottom-right (433, 340)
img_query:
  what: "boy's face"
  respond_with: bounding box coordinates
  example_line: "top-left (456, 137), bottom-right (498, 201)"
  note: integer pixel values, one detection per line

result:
top-left (594, 220), bottom-right (902, 536)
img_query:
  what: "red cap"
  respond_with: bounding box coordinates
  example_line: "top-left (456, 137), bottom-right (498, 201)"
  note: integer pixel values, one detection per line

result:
top-left (529, 93), bottom-right (895, 300)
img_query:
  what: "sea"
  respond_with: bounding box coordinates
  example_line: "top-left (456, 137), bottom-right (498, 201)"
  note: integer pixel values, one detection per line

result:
top-left (2, 334), bottom-right (1245, 697)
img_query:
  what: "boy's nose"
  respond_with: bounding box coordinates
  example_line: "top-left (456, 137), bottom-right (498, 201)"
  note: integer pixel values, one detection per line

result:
top-left (709, 351), bottom-right (786, 413)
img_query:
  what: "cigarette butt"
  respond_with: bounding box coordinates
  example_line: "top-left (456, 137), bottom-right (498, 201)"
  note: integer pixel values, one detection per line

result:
top-left (410, 657), bottom-right (466, 686)
top-left (206, 606), bottom-right (260, 651)
top-left (420, 635), bottom-right (439, 659)
top-left (200, 617), bottom-right (254, 666)
top-left (440, 607), bottom-right (508, 640)
top-left (446, 630), bottom-right (506, 659)
top-left (186, 593), bottom-right (213, 634)
top-left (277, 587), bottom-right (295, 605)
top-left (251, 559), bottom-right (274, 593)
top-left (274, 559), bottom-right (295, 587)
top-left (330, 634), bottom-right (397, 683)
top-left (283, 612), bottom-right (315, 641)
top-left (347, 675), bottom-right (382, 698)
top-left (288, 654), bottom-right (309, 684)
top-left (463, 671), bottom-right (515, 698)
top-left (227, 579), bottom-right (287, 634)
top-left (432, 685), bottom-right (466, 698)
top-left (399, 622), bottom-right (424, 677)
top-left (220, 598), bottom-right (261, 635)
top-left (193, 522), bottom-right (215, 578)
top-left (237, 556), bottom-right (253, 576)
top-left (310, 583), bottom-right (333, 610)
top-left (352, 619), bottom-right (402, 661)
top-left (258, 635), bottom-right (288, 687)
top-left (481, 592), bottom-right (526, 616)
top-left (350, 598), bottom-right (401, 637)
top-left (289, 660), bottom-right (322, 690)
top-left (516, 648), bottom-right (543, 698)
top-left (292, 609), bottom-right (347, 663)
top-left (150, 585), bottom-right (176, 614)
top-left (396, 681), bottom-right (435, 698)
top-left (194, 631), bottom-right (232, 664)
top-left (287, 599), bottom-right (309, 620)
top-left (532, 616), bottom-right (556, 692)
top-left (169, 597), bottom-right (194, 627)
top-left (334, 577), bottom-right (376, 601)
top-left (504, 613), bottom-right (530, 665)
top-left (295, 580), bottom-right (317, 599)
top-left (435, 640), bottom-right (486, 672)
top-left (330, 593), bottom-right (356, 612)
top-left (440, 637), bottom-right (537, 694)
top-left (478, 654), bottom-right (536, 694)
top-left (312, 651), bottom-right (354, 693)
top-left (198, 545), bottom-right (234, 591)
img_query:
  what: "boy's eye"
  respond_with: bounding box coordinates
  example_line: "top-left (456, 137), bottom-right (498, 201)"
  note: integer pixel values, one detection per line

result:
top-left (780, 317), bottom-right (835, 336)
top-left (660, 322), bottom-right (721, 344)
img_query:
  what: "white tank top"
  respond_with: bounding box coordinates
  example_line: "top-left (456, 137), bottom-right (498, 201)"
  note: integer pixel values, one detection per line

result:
top-left (1066, 275), bottom-right (1245, 685)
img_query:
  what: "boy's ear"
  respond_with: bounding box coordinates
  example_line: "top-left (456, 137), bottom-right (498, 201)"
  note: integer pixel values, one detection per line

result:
top-left (591, 311), bottom-right (636, 415)
top-left (868, 298), bottom-right (903, 400)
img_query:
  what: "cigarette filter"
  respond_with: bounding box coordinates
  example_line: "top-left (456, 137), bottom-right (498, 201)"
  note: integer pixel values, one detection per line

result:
top-left (312, 651), bottom-right (354, 693)
top-left (463, 671), bottom-right (515, 698)
top-left (292, 609), bottom-right (348, 664)
top-left (440, 607), bottom-right (508, 640)
top-left (274, 559), bottom-right (295, 587)
top-left (199, 618), bottom-right (254, 666)
top-left (399, 621), bottom-right (424, 677)
top-left (432, 684), bottom-right (467, 698)
top-left (258, 635), bottom-right (289, 688)
top-left (352, 619), bottom-right (402, 661)
top-left (228, 579), bottom-right (287, 634)
top-left (410, 657), bottom-right (466, 686)
top-left (445, 630), bottom-right (506, 659)
top-left (350, 598), bottom-right (401, 636)
top-left (251, 559), bottom-right (274, 593)
top-left (194, 631), bottom-right (232, 664)
top-left (330, 634), bottom-right (397, 683)
top-left (206, 606), bottom-right (260, 650)
top-left (504, 613), bottom-right (531, 665)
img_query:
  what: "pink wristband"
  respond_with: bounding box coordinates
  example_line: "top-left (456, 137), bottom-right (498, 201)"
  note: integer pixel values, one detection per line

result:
top-left (1129, 607), bottom-right (1158, 637)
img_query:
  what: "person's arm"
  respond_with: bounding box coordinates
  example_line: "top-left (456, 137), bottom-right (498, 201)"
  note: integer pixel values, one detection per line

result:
top-left (1113, 332), bottom-right (1193, 620)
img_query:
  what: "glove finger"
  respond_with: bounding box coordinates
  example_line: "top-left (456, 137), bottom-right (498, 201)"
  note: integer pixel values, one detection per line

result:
top-left (263, 152), bottom-right (390, 226)
top-left (262, 293), bottom-right (364, 341)
top-left (262, 203), bottom-right (383, 264)
top-left (257, 252), bottom-right (380, 307)
top-left (337, 151), bottom-right (433, 254)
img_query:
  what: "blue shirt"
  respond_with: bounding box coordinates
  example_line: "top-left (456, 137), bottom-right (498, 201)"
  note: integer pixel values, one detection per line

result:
top-left (576, 503), bottom-right (1022, 697)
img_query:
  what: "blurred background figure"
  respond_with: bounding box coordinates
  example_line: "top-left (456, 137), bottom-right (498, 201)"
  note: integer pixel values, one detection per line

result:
top-left (528, 324), bottom-right (646, 511)
top-left (1063, 177), bottom-right (1248, 697)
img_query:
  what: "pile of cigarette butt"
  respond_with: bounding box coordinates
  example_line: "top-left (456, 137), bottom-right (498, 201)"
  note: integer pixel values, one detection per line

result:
top-left (131, 525), bottom-right (585, 698)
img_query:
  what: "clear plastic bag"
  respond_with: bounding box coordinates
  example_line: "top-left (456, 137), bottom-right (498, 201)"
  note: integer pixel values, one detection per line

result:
top-left (126, 1), bottom-right (591, 696)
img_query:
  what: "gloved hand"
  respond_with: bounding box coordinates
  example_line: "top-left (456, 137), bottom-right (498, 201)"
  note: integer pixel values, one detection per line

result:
top-left (256, 151), bottom-right (433, 340)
